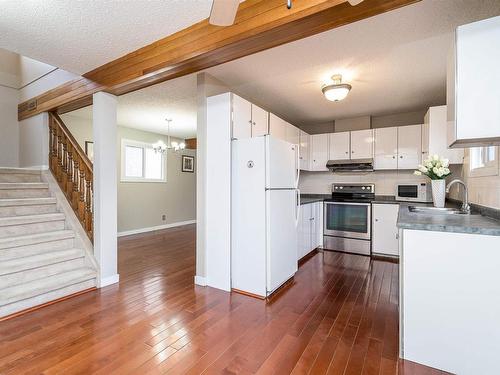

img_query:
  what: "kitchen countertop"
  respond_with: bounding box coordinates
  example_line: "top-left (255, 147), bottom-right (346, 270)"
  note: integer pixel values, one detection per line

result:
top-left (397, 201), bottom-right (500, 236)
top-left (300, 194), bottom-right (329, 205)
top-left (300, 194), bottom-right (500, 236)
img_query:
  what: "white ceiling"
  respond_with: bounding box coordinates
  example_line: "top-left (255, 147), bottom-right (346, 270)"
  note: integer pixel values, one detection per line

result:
top-left (206, 0), bottom-right (500, 126)
top-left (0, 0), bottom-right (212, 74)
top-left (67, 74), bottom-right (198, 139)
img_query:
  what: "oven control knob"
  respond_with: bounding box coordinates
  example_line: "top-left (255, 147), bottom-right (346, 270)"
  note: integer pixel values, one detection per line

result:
top-left (339, 186), bottom-right (343, 189)
top-left (362, 186), bottom-right (365, 190)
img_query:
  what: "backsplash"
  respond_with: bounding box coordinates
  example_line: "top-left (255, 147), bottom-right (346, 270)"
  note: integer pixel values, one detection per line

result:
top-left (449, 148), bottom-right (500, 210)
top-left (299, 165), bottom-right (463, 196)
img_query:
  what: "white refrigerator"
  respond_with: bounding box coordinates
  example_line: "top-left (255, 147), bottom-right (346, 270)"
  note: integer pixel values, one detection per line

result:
top-left (231, 135), bottom-right (300, 298)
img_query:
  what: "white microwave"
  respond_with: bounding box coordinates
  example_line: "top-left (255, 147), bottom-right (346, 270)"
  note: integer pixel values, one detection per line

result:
top-left (395, 182), bottom-right (433, 203)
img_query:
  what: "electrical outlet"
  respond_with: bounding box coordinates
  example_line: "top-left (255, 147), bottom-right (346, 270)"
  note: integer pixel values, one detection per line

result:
top-left (162, 214), bottom-right (166, 221)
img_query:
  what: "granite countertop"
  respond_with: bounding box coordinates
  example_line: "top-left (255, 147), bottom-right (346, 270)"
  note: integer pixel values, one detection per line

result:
top-left (300, 193), bottom-right (500, 236)
top-left (397, 202), bottom-right (500, 236)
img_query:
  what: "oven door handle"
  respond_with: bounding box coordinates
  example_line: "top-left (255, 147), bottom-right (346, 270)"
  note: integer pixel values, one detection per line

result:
top-left (324, 201), bottom-right (371, 207)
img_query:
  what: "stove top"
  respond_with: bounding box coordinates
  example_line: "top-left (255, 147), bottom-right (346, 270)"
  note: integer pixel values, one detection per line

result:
top-left (329, 183), bottom-right (375, 202)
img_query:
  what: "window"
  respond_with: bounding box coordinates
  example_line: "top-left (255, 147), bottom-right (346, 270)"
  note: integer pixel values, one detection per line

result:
top-left (469, 146), bottom-right (499, 177)
top-left (121, 139), bottom-right (166, 182)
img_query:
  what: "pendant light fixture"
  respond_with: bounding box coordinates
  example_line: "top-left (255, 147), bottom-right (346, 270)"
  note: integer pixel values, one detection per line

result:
top-left (321, 74), bottom-right (352, 102)
top-left (153, 118), bottom-right (186, 154)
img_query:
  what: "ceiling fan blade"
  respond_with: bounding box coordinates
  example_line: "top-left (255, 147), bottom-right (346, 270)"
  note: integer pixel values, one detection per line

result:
top-left (347, 0), bottom-right (364, 5)
top-left (209, 0), bottom-right (240, 26)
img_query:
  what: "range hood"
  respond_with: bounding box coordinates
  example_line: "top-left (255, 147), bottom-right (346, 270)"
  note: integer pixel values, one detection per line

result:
top-left (326, 158), bottom-right (374, 172)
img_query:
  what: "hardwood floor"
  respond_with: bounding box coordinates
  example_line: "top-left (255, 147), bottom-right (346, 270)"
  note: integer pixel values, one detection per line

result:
top-left (0, 224), bottom-right (449, 374)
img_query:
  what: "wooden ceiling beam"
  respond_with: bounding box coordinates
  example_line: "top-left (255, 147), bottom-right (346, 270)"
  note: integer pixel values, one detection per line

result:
top-left (18, 0), bottom-right (420, 121)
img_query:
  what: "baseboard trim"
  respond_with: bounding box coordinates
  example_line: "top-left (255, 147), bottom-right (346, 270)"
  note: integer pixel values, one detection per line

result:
top-left (0, 287), bottom-right (96, 322)
top-left (298, 248), bottom-right (320, 266)
top-left (99, 274), bottom-right (120, 288)
top-left (194, 275), bottom-right (207, 286)
top-left (232, 288), bottom-right (266, 300)
top-left (117, 220), bottom-right (196, 237)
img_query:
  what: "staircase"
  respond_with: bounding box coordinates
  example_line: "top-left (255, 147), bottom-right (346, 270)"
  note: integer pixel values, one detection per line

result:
top-left (0, 168), bottom-right (98, 319)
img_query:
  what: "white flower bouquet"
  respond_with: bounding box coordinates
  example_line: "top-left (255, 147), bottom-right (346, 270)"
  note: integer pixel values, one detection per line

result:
top-left (414, 155), bottom-right (451, 180)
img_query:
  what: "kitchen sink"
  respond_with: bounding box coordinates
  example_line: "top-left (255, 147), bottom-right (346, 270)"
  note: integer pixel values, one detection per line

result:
top-left (408, 206), bottom-right (470, 215)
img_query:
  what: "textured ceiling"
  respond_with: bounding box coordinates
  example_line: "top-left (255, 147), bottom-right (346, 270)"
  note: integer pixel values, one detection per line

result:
top-left (206, 0), bottom-right (500, 127)
top-left (67, 74), bottom-right (198, 139)
top-left (45, 0), bottom-right (500, 137)
top-left (0, 0), bottom-right (212, 74)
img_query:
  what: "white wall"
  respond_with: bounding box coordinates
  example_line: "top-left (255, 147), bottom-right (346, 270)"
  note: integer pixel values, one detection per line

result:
top-left (0, 86), bottom-right (19, 167)
top-left (17, 67), bottom-right (81, 168)
top-left (19, 56), bottom-right (56, 88)
top-left (18, 113), bottom-right (49, 169)
top-left (62, 114), bottom-right (197, 234)
top-left (19, 68), bottom-right (78, 102)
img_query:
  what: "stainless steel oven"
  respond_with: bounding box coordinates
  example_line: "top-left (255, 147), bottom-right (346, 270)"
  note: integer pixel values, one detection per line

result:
top-left (324, 201), bottom-right (371, 240)
top-left (323, 184), bottom-right (374, 256)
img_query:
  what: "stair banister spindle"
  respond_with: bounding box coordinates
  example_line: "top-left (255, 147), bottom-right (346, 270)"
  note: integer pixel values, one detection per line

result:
top-left (73, 156), bottom-right (80, 210)
top-left (85, 169), bottom-right (92, 234)
top-left (66, 142), bottom-right (74, 199)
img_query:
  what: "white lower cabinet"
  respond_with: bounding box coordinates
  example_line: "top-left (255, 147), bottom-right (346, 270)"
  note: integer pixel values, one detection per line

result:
top-left (372, 203), bottom-right (399, 256)
top-left (297, 201), bottom-right (323, 261)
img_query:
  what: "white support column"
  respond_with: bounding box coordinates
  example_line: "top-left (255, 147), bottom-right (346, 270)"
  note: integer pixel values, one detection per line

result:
top-left (93, 92), bottom-right (119, 287)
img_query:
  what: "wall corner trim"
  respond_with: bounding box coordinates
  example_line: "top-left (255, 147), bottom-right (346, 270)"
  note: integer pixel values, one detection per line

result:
top-left (99, 274), bottom-right (120, 288)
top-left (117, 220), bottom-right (196, 237)
top-left (194, 276), bottom-right (207, 286)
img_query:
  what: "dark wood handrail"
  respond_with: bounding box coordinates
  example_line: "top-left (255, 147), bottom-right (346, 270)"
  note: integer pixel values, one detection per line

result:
top-left (51, 113), bottom-right (93, 171)
top-left (48, 112), bottom-right (93, 242)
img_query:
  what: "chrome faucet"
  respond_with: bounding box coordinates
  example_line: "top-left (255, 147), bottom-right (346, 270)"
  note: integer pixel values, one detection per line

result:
top-left (446, 179), bottom-right (470, 214)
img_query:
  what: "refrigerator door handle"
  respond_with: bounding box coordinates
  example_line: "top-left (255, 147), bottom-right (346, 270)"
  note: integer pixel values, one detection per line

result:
top-left (295, 144), bottom-right (300, 189)
top-left (295, 189), bottom-right (301, 226)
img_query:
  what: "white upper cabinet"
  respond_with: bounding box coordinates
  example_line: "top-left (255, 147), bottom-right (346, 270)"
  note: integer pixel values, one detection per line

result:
top-left (374, 127), bottom-right (398, 170)
top-left (231, 94), bottom-right (269, 139)
top-left (447, 16), bottom-right (500, 147)
top-left (397, 124), bottom-right (422, 170)
top-left (232, 94), bottom-right (252, 139)
top-left (425, 106), bottom-right (464, 164)
top-left (329, 132), bottom-right (350, 160)
top-left (269, 113), bottom-right (287, 141)
top-left (251, 104), bottom-right (269, 137)
top-left (350, 129), bottom-right (374, 159)
top-left (286, 123), bottom-right (300, 146)
top-left (299, 130), bottom-right (310, 170)
top-left (422, 121), bottom-right (430, 161)
top-left (310, 134), bottom-right (329, 171)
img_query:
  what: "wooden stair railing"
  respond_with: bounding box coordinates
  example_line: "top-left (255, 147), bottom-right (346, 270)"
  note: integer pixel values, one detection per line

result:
top-left (48, 112), bottom-right (93, 242)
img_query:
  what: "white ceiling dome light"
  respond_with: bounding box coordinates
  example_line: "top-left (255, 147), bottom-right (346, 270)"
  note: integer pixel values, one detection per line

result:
top-left (321, 74), bottom-right (352, 102)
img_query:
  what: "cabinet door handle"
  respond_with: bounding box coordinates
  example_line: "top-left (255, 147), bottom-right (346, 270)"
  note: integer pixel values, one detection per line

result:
top-left (345, 151), bottom-right (348, 154)
top-left (248, 120), bottom-right (252, 124)
top-left (400, 155), bottom-right (403, 159)
top-left (392, 156), bottom-right (396, 159)
top-left (375, 219), bottom-right (379, 222)
top-left (252, 122), bottom-right (256, 125)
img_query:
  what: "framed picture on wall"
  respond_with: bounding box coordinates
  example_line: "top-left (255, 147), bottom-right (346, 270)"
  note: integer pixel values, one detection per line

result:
top-left (182, 155), bottom-right (195, 173)
top-left (85, 141), bottom-right (94, 162)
